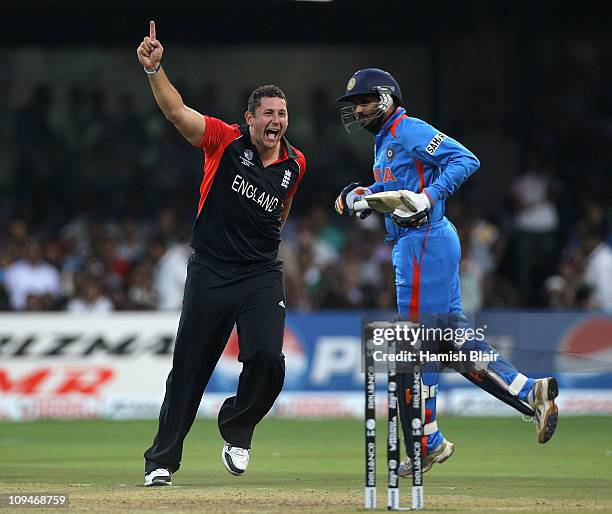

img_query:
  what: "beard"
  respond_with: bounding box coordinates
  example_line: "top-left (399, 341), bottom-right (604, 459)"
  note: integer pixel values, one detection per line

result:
top-left (364, 116), bottom-right (385, 134)
top-left (362, 104), bottom-right (397, 134)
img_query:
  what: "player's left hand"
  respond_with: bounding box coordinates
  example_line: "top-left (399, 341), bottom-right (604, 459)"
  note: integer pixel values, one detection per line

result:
top-left (334, 182), bottom-right (373, 219)
top-left (391, 190), bottom-right (431, 228)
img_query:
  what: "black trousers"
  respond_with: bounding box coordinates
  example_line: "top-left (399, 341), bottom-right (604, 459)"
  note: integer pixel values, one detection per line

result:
top-left (144, 252), bottom-right (286, 473)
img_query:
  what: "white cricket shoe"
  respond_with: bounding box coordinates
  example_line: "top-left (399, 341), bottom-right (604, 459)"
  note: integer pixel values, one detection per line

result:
top-left (221, 442), bottom-right (250, 476)
top-left (398, 437), bottom-right (455, 477)
top-left (529, 377), bottom-right (559, 443)
top-left (144, 468), bottom-right (172, 487)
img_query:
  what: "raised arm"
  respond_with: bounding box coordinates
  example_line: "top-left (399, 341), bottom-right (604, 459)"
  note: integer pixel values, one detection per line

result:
top-left (136, 21), bottom-right (204, 147)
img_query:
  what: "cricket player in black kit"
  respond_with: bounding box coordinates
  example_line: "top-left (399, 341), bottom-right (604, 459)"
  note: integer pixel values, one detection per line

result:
top-left (137, 21), bottom-right (306, 486)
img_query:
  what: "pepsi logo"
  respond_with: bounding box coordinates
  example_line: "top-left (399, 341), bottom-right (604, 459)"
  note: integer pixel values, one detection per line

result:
top-left (556, 317), bottom-right (612, 374)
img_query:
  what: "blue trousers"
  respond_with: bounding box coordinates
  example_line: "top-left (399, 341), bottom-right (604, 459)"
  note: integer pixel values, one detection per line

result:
top-left (392, 218), bottom-right (533, 450)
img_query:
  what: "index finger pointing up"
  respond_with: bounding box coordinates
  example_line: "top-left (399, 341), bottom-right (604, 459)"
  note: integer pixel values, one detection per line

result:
top-left (150, 20), bottom-right (156, 40)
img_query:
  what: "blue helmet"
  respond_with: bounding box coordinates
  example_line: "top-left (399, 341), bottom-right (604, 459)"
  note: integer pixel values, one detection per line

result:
top-left (337, 68), bottom-right (402, 133)
top-left (337, 68), bottom-right (402, 105)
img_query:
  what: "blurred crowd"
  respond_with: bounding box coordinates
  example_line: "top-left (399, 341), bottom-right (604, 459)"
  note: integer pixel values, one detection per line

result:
top-left (0, 190), bottom-right (609, 313)
top-left (0, 43), bottom-right (610, 313)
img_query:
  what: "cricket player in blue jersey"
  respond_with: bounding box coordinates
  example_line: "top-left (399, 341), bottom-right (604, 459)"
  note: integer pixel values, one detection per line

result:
top-left (334, 68), bottom-right (559, 475)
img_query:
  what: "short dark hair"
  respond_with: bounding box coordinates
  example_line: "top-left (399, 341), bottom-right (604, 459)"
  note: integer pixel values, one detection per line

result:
top-left (247, 85), bottom-right (287, 115)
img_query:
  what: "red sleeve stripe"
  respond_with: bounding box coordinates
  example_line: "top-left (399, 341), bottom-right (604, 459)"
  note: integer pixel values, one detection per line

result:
top-left (424, 189), bottom-right (435, 206)
top-left (415, 159), bottom-right (425, 193)
top-left (198, 115), bottom-right (241, 152)
top-left (287, 148), bottom-right (306, 198)
top-left (197, 130), bottom-right (242, 216)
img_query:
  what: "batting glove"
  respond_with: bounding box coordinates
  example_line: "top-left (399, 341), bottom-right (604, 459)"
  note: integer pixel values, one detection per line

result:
top-left (391, 190), bottom-right (431, 228)
top-left (334, 182), bottom-right (373, 219)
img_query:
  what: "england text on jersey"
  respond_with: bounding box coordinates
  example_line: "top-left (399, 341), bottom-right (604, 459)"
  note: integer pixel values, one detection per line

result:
top-left (192, 116), bottom-right (306, 263)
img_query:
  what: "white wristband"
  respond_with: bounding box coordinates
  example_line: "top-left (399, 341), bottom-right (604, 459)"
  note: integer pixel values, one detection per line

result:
top-left (144, 63), bottom-right (161, 75)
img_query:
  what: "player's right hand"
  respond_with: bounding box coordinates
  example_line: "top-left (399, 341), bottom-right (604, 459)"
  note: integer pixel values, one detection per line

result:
top-left (391, 207), bottom-right (429, 228)
top-left (137, 20), bottom-right (164, 70)
top-left (334, 182), bottom-right (372, 219)
top-left (390, 189), bottom-right (431, 227)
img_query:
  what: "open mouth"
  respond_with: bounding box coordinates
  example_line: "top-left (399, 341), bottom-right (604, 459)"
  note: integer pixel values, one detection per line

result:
top-left (264, 127), bottom-right (280, 143)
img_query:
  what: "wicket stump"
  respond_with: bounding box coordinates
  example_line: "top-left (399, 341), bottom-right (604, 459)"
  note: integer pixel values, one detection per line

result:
top-left (364, 321), bottom-right (424, 510)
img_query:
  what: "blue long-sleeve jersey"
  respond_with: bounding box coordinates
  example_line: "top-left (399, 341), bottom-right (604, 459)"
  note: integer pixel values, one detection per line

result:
top-left (365, 107), bottom-right (533, 453)
top-left (368, 107), bottom-right (480, 241)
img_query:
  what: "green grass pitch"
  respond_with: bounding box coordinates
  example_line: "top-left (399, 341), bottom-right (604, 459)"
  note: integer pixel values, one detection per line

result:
top-left (1, 417), bottom-right (611, 513)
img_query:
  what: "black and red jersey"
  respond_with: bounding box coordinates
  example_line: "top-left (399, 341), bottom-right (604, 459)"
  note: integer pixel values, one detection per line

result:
top-left (191, 116), bottom-right (306, 264)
